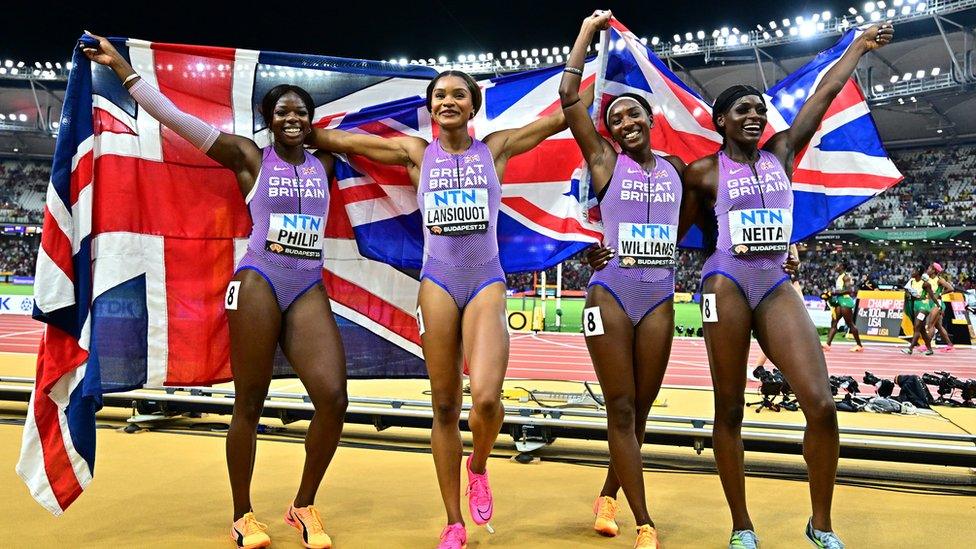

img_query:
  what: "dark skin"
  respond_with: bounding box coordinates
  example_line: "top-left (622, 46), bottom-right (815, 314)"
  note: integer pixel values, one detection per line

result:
top-left (906, 271), bottom-right (935, 351)
top-left (908, 266), bottom-right (954, 350)
top-left (825, 263), bottom-right (863, 347)
top-left (83, 33), bottom-right (347, 521)
top-left (305, 73), bottom-right (588, 527)
top-left (560, 10), bottom-right (694, 528)
top-left (924, 265), bottom-right (954, 346)
top-left (681, 23), bottom-right (893, 533)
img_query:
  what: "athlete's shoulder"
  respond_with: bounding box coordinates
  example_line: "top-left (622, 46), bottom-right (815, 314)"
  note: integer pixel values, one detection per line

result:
top-left (683, 155), bottom-right (718, 183)
top-left (661, 154), bottom-right (686, 174)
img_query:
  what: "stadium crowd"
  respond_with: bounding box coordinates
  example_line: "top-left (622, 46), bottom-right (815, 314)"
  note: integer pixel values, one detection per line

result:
top-left (0, 235), bottom-right (40, 276)
top-left (0, 159), bottom-right (48, 225)
top-left (833, 144), bottom-right (976, 229)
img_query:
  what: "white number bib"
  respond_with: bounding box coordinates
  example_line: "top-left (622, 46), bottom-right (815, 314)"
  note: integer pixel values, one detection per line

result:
top-left (266, 213), bottom-right (324, 260)
top-left (728, 208), bottom-right (792, 255)
top-left (617, 223), bottom-right (677, 268)
top-left (423, 188), bottom-right (489, 236)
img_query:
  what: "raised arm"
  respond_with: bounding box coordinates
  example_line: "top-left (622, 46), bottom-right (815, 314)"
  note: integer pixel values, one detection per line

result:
top-left (306, 128), bottom-right (426, 169)
top-left (558, 11), bottom-right (616, 192)
top-left (80, 32), bottom-right (261, 186)
top-left (765, 23), bottom-right (893, 167)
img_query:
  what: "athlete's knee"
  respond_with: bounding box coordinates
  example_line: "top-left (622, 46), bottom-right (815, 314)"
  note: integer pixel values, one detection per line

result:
top-left (471, 392), bottom-right (502, 420)
top-left (714, 396), bottom-right (745, 428)
top-left (311, 384), bottom-right (348, 417)
top-left (605, 395), bottom-right (637, 432)
top-left (232, 391), bottom-right (269, 425)
top-left (432, 397), bottom-right (463, 424)
top-left (802, 396), bottom-right (837, 429)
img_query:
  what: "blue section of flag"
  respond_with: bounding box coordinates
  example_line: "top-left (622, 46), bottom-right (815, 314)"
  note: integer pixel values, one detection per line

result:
top-left (816, 113), bottom-right (887, 157)
top-left (90, 275), bottom-right (149, 393)
top-left (496, 213), bottom-right (589, 273)
top-left (767, 30), bottom-right (857, 124)
top-left (352, 215), bottom-right (425, 270)
top-left (336, 315), bottom-right (426, 377)
top-left (485, 65), bottom-right (562, 119)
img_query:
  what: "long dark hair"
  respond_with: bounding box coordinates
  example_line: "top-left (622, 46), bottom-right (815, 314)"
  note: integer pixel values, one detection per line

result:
top-left (425, 70), bottom-right (482, 116)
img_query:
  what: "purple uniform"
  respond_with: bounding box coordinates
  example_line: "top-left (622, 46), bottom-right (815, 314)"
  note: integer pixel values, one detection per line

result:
top-left (417, 138), bottom-right (505, 308)
top-left (588, 153), bottom-right (681, 325)
top-left (700, 149), bottom-right (792, 309)
top-left (236, 147), bottom-right (329, 311)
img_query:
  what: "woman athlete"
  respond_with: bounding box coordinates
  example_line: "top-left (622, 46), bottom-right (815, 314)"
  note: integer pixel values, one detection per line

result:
top-left (681, 23), bottom-right (893, 549)
top-left (903, 263), bottom-right (954, 354)
top-left (306, 70), bottom-right (585, 549)
top-left (823, 261), bottom-right (864, 352)
top-left (559, 10), bottom-right (692, 548)
top-left (83, 34), bottom-right (347, 549)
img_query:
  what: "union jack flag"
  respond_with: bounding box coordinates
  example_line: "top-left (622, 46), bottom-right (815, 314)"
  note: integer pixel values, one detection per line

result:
top-left (16, 36), bottom-right (603, 515)
top-left (595, 19), bottom-right (902, 245)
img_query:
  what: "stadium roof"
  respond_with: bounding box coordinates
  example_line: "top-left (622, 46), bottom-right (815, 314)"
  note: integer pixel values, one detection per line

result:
top-left (2, 3), bottom-right (975, 156)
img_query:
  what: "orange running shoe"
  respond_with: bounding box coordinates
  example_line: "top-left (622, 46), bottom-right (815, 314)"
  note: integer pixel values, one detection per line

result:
top-left (593, 496), bottom-right (619, 537)
top-left (849, 345), bottom-right (864, 353)
top-left (230, 512), bottom-right (271, 549)
top-left (285, 504), bottom-right (333, 549)
top-left (821, 344), bottom-right (831, 352)
top-left (635, 524), bottom-right (660, 548)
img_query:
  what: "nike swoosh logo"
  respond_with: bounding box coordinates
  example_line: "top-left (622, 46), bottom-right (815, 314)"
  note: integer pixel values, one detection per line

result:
top-left (273, 166), bottom-right (289, 171)
top-left (729, 167), bottom-right (745, 175)
top-left (476, 504), bottom-right (493, 521)
top-left (435, 157), bottom-right (451, 164)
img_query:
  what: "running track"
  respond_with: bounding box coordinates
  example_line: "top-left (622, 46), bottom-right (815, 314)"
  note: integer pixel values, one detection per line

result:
top-left (1, 315), bottom-right (973, 388)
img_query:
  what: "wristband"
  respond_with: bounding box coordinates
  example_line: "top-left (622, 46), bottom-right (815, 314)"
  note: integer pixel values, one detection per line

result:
top-left (122, 73), bottom-right (140, 87)
top-left (563, 67), bottom-right (583, 76)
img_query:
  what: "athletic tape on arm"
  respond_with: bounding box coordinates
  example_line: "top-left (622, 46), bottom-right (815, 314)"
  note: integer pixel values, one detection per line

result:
top-left (129, 79), bottom-right (220, 152)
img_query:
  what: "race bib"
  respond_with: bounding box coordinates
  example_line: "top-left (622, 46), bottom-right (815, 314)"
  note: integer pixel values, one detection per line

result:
top-left (423, 188), bottom-right (489, 235)
top-left (728, 208), bottom-right (792, 255)
top-left (266, 213), bottom-right (324, 260)
top-left (617, 223), bottom-right (677, 268)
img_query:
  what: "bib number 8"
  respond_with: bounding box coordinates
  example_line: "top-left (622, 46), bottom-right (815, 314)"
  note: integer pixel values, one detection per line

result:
top-left (583, 306), bottom-right (605, 336)
top-left (702, 293), bottom-right (718, 323)
top-left (225, 281), bottom-right (241, 311)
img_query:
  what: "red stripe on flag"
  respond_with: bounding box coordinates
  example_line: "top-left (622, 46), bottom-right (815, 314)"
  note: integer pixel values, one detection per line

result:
top-left (792, 168), bottom-right (902, 190)
top-left (34, 327), bottom-right (89, 510)
top-left (150, 42), bottom-right (237, 61)
top-left (325, 179), bottom-right (356, 239)
top-left (502, 196), bottom-right (603, 240)
top-left (152, 48), bottom-right (234, 166)
top-left (323, 271), bottom-right (421, 346)
top-left (69, 149), bottom-right (94, 208)
top-left (503, 139), bottom-right (583, 183)
top-left (40, 208), bottom-right (77, 284)
top-left (93, 108), bottom-right (136, 136)
top-left (163, 238), bottom-right (235, 385)
top-left (649, 115), bottom-right (720, 164)
top-left (346, 156), bottom-right (413, 187)
top-left (93, 155), bottom-right (250, 238)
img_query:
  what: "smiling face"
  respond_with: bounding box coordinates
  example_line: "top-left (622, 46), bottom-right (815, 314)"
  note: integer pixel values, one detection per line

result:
top-left (606, 98), bottom-right (652, 153)
top-left (429, 75), bottom-right (476, 131)
top-left (717, 95), bottom-right (767, 146)
top-left (268, 91), bottom-right (311, 147)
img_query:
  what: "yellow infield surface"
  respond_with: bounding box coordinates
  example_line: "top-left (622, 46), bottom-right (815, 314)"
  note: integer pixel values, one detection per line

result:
top-left (2, 350), bottom-right (976, 547)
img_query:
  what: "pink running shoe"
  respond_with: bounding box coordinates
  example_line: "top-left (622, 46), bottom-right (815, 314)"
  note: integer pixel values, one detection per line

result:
top-left (940, 345), bottom-right (954, 353)
top-left (465, 454), bottom-right (494, 526)
top-left (437, 523), bottom-right (467, 549)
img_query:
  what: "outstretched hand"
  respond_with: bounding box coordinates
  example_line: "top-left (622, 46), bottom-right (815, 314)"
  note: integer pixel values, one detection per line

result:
top-left (860, 22), bottom-right (894, 51)
top-left (583, 10), bottom-right (613, 31)
top-left (78, 31), bottom-right (125, 68)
